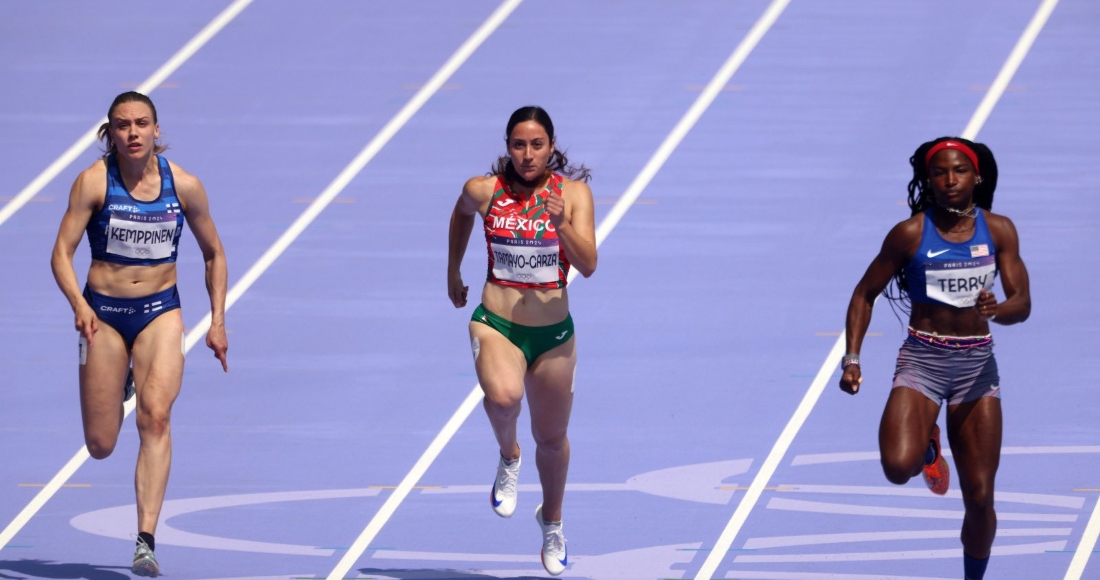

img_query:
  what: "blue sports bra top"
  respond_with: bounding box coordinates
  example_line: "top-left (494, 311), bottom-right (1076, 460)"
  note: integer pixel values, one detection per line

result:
top-left (903, 208), bottom-right (997, 308)
top-left (86, 155), bottom-right (184, 266)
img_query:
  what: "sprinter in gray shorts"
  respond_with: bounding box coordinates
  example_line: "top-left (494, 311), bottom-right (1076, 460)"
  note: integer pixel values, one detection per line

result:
top-left (838, 137), bottom-right (1031, 580)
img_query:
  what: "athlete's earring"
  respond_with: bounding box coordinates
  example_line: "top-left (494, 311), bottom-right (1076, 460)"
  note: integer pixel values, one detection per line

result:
top-left (976, 175), bottom-right (983, 185)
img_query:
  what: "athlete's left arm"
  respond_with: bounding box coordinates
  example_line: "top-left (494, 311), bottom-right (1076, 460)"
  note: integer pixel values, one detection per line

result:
top-left (546, 179), bottom-right (597, 277)
top-left (983, 212), bottom-right (1031, 325)
top-left (176, 164), bottom-right (229, 371)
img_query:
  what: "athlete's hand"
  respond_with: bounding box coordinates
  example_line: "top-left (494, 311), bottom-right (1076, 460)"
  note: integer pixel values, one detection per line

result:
top-left (74, 302), bottom-right (98, 345)
top-left (207, 323), bottom-right (229, 372)
top-left (448, 270), bottom-right (468, 308)
top-left (839, 365), bottom-right (863, 395)
top-left (975, 289), bottom-right (998, 322)
top-left (546, 188), bottom-right (567, 228)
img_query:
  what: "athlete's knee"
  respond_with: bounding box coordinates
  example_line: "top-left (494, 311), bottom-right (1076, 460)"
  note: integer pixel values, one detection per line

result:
top-left (532, 423), bottom-right (568, 453)
top-left (85, 435), bottom-right (117, 460)
top-left (483, 391), bottom-right (522, 418)
top-left (880, 454), bottom-right (920, 485)
top-left (135, 405), bottom-right (172, 439)
top-left (962, 478), bottom-right (996, 513)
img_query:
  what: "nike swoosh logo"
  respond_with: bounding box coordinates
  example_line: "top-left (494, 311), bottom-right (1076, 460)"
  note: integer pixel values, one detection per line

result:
top-left (491, 483), bottom-right (502, 507)
top-left (555, 331), bottom-right (569, 340)
top-left (927, 249), bottom-right (950, 258)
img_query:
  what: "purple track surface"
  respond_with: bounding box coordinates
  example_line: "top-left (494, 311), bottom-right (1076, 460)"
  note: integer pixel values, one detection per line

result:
top-left (1, 1), bottom-right (1099, 579)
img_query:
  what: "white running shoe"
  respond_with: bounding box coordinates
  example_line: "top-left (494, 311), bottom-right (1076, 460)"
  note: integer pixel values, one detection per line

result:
top-left (490, 455), bottom-right (520, 517)
top-left (535, 504), bottom-right (568, 576)
top-left (132, 537), bottom-right (160, 577)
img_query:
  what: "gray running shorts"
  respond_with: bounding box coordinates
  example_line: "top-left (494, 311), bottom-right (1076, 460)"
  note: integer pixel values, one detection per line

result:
top-left (892, 337), bottom-right (1001, 406)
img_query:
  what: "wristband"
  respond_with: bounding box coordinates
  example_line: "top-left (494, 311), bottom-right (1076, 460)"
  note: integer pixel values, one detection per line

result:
top-left (842, 354), bottom-right (860, 368)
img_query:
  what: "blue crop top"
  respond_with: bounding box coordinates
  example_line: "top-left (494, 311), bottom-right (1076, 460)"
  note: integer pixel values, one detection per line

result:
top-left (903, 208), bottom-right (997, 308)
top-left (86, 155), bottom-right (184, 266)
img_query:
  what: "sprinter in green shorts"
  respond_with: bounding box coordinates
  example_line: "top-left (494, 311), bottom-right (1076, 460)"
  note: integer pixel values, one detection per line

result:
top-left (447, 106), bottom-right (596, 576)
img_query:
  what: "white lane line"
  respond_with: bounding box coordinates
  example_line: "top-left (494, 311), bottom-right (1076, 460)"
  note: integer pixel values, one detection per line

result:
top-left (322, 1), bottom-right (792, 577)
top-left (0, 0), bottom-right (512, 554)
top-left (597, 0), bottom-right (790, 242)
top-left (0, 447), bottom-right (92, 551)
top-left (0, 0), bottom-right (255, 551)
top-left (961, 0), bottom-right (1060, 141)
top-left (1067, 494), bottom-right (1100, 580)
top-left (0, 0), bottom-right (255, 229)
top-left (185, 0), bottom-right (522, 353)
top-left (694, 1), bottom-right (1060, 578)
top-left (694, 334), bottom-right (843, 580)
top-left (321, 3), bottom-right (529, 579)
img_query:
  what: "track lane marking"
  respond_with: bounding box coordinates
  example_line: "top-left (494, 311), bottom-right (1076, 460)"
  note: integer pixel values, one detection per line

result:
top-left (0, 0), bottom-right (255, 228)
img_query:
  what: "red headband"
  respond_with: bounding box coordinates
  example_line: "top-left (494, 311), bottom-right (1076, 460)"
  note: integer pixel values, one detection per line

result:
top-left (924, 140), bottom-right (980, 175)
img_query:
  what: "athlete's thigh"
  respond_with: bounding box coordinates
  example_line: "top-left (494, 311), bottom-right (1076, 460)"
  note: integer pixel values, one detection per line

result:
top-left (469, 321), bottom-right (526, 403)
top-left (879, 386), bottom-right (940, 459)
top-left (131, 309), bottom-right (185, 412)
top-left (946, 396), bottom-right (1002, 487)
top-left (525, 337), bottom-right (576, 436)
top-left (80, 323), bottom-right (130, 435)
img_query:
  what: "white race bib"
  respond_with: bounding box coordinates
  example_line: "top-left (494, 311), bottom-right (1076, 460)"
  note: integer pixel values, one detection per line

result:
top-left (924, 256), bottom-right (996, 307)
top-left (490, 236), bottom-right (560, 284)
top-left (106, 212), bottom-right (177, 261)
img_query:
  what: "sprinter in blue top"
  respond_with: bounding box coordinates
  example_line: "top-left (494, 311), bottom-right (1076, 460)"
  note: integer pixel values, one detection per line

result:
top-left (839, 137), bottom-right (1030, 580)
top-left (50, 91), bottom-right (228, 578)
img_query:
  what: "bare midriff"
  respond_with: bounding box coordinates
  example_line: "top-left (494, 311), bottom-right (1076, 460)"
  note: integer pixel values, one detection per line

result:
top-left (480, 281), bottom-right (569, 327)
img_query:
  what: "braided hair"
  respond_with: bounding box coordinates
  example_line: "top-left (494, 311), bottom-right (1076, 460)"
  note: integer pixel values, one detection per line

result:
top-left (883, 137), bottom-right (999, 316)
top-left (490, 106), bottom-right (591, 184)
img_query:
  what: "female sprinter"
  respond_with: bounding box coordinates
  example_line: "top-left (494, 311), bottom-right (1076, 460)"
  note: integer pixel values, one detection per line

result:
top-left (447, 106), bottom-right (596, 576)
top-left (50, 91), bottom-right (228, 577)
top-left (839, 137), bottom-right (1030, 580)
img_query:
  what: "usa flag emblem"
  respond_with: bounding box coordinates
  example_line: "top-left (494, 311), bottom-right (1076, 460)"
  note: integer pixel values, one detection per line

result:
top-left (970, 244), bottom-right (990, 257)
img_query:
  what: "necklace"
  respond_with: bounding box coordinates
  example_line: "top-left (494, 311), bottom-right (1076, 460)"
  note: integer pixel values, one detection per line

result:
top-left (942, 204), bottom-right (976, 219)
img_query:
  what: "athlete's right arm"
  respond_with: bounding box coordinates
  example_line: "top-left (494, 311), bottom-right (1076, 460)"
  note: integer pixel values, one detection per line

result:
top-left (447, 177), bottom-right (492, 308)
top-left (50, 164), bottom-right (103, 344)
top-left (840, 219), bottom-right (918, 395)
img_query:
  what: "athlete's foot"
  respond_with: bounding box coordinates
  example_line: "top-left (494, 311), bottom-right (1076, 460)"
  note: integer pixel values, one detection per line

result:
top-left (535, 504), bottom-right (567, 576)
top-left (490, 454), bottom-right (520, 518)
top-left (132, 536), bottom-right (160, 577)
top-left (922, 424), bottom-right (950, 495)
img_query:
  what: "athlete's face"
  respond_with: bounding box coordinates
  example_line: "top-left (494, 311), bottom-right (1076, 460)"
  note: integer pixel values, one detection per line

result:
top-left (108, 102), bottom-right (159, 160)
top-left (507, 120), bottom-right (554, 185)
top-left (927, 149), bottom-right (979, 209)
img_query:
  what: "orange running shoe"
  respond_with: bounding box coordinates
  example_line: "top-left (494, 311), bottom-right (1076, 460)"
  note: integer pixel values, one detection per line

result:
top-left (922, 424), bottom-right (950, 495)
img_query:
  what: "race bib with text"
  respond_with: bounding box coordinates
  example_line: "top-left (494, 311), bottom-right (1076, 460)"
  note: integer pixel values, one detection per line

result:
top-left (105, 212), bottom-right (178, 261)
top-left (924, 256), bottom-right (996, 307)
top-left (490, 236), bottom-right (560, 285)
